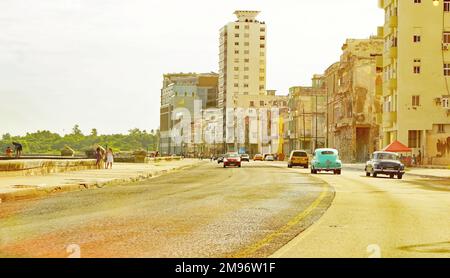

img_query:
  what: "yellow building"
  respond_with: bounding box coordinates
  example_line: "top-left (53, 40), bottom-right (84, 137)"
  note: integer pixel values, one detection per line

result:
top-left (379, 0), bottom-right (450, 165)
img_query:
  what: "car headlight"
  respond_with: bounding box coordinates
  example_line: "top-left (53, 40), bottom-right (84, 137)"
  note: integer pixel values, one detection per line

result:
top-left (224, 159), bottom-right (228, 162)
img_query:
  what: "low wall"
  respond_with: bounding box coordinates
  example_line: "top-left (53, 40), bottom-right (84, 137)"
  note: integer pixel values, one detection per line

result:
top-left (0, 159), bottom-right (97, 177)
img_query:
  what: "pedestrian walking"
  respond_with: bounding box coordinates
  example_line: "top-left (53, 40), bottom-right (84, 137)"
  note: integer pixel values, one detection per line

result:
top-left (105, 148), bottom-right (114, 169)
top-left (12, 142), bottom-right (23, 158)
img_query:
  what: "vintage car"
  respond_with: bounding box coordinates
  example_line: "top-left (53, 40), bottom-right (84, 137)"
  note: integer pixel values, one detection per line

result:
top-left (365, 151), bottom-right (405, 179)
top-left (288, 150), bottom-right (309, 169)
top-left (310, 148), bottom-right (342, 175)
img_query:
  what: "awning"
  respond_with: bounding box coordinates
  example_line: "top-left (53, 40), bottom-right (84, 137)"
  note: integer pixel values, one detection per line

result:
top-left (383, 140), bottom-right (412, 153)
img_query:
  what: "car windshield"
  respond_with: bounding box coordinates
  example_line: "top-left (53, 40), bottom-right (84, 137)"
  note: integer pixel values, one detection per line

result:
top-left (321, 151), bottom-right (336, 155)
top-left (375, 153), bottom-right (398, 160)
top-left (293, 151), bottom-right (307, 157)
top-left (227, 153), bottom-right (240, 158)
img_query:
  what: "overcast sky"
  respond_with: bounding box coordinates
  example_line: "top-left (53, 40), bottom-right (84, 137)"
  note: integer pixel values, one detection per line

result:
top-left (0, 0), bottom-right (383, 136)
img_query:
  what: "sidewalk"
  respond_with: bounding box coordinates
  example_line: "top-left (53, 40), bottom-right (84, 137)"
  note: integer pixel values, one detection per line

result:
top-left (343, 163), bottom-right (450, 179)
top-left (0, 159), bottom-right (204, 203)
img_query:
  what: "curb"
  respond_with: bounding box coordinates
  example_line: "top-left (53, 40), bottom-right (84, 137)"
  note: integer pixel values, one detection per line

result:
top-left (0, 161), bottom-right (204, 204)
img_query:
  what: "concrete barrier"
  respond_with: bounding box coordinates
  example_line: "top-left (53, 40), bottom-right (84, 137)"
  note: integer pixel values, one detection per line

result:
top-left (0, 159), bottom-right (97, 177)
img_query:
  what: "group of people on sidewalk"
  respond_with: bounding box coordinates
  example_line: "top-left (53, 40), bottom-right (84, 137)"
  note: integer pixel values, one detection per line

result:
top-left (4, 142), bottom-right (23, 158)
top-left (95, 147), bottom-right (114, 169)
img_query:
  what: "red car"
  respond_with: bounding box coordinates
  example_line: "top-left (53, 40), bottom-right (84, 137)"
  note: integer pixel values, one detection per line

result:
top-left (223, 153), bottom-right (242, 168)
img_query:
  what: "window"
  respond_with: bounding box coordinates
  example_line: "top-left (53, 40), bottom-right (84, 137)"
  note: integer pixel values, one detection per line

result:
top-left (244, 50), bottom-right (249, 54)
top-left (235, 42), bottom-right (239, 46)
top-left (234, 67), bottom-right (239, 71)
top-left (244, 33), bottom-right (250, 38)
top-left (234, 50), bottom-right (239, 54)
top-left (234, 58), bottom-right (239, 63)
top-left (413, 66), bottom-right (421, 74)
top-left (244, 58), bottom-right (250, 63)
top-left (444, 63), bottom-right (450, 76)
top-left (412, 95), bottom-right (420, 106)
top-left (245, 25), bottom-right (250, 29)
top-left (445, 0), bottom-right (450, 12)
top-left (244, 42), bottom-right (250, 46)
top-left (244, 75), bottom-right (249, 79)
top-left (244, 67), bottom-right (249, 71)
top-left (408, 130), bottom-right (421, 148)
top-left (260, 52), bottom-right (265, 56)
top-left (235, 25), bottom-right (240, 30)
top-left (260, 44), bottom-right (265, 48)
top-left (234, 34), bottom-right (239, 38)
top-left (413, 35), bottom-right (421, 43)
top-left (444, 32), bottom-right (450, 43)
top-left (438, 124), bottom-right (445, 133)
top-left (244, 84), bottom-right (249, 88)
top-left (234, 83), bottom-right (239, 88)
top-left (260, 101), bottom-right (265, 106)
top-left (260, 27), bottom-right (265, 32)
top-left (260, 36), bottom-right (265, 40)
top-left (259, 85), bottom-right (265, 90)
top-left (414, 0), bottom-right (421, 3)
top-left (250, 101), bottom-right (255, 107)
top-left (442, 97), bottom-right (449, 108)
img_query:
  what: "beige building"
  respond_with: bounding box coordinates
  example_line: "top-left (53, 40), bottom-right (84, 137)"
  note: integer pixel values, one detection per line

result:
top-left (219, 11), bottom-right (267, 152)
top-left (379, 0), bottom-right (450, 166)
top-left (159, 72), bottom-right (219, 156)
top-left (326, 37), bottom-right (384, 162)
top-left (288, 75), bottom-right (327, 155)
top-left (235, 91), bottom-right (288, 155)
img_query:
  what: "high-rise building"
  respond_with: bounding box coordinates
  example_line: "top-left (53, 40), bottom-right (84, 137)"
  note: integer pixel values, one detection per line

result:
top-left (219, 11), bottom-right (267, 151)
top-left (379, 0), bottom-right (450, 165)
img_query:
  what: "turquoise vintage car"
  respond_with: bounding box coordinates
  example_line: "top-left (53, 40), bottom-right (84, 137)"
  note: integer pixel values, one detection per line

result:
top-left (311, 148), bottom-right (342, 175)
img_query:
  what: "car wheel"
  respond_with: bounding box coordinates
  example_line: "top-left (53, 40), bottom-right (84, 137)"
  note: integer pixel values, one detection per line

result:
top-left (288, 164), bottom-right (292, 168)
top-left (373, 172), bottom-right (377, 178)
top-left (398, 174), bottom-right (403, 180)
top-left (304, 165), bottom-right (308, 169)
top-left (390, 174), bottom-right (395, 179)
top-left (366, 172), bottom-right (371, 177)
top-left (337, 170), bottom-right (341, 175)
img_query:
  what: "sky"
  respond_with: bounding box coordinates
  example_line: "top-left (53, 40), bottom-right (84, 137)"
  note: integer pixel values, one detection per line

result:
top-left (0, 0), bottom-right (384, 136)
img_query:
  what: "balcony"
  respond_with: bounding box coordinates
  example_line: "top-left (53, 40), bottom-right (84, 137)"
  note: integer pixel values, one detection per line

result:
top-left (388, 15), bottom-right (398, 28)
top-left (389, 78), bottom-right (397, 90)
top-left (389, 46), bottom-right (398, 59)
top-left (383, 111), bottom-right (397, 128)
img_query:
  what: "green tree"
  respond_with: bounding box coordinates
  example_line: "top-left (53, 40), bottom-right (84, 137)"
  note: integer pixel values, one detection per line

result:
top-left (72, 125), bottom-right (83, 136)
top-left (90, 128), bottom-right (98, 137)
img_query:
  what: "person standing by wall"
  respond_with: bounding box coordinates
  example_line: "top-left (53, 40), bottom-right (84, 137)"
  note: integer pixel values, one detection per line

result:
top-left (105, 148), bottom-right (114, 169)
top-left (12, 142), bottom-right (23, 158)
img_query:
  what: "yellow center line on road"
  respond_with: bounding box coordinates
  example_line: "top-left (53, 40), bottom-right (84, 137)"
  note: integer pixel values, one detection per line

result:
top-left (232, 181), bottom-right (330, 258)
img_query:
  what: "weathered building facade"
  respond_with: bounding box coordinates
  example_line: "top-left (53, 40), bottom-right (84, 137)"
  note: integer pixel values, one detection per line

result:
top-left (327, 37), bottom-right (383, 162)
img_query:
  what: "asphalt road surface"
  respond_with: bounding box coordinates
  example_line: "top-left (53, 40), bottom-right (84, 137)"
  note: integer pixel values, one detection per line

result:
top-left (272, 165), bottom-right (450, 258)
top-left (0, 161), bottom-right (334, 258)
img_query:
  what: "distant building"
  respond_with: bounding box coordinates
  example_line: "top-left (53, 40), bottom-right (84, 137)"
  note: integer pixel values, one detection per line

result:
top-left (379, 0), bottom-right (450, 165)
top-left (288, 75), bottom-right (327, 155)
top-left (159, 73), bottom-right (219, 155)
top-left (325, 37), bottom-right (383, 162)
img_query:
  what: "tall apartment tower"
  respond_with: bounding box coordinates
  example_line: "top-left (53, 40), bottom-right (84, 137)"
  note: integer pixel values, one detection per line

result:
top-left (218, 11), bottom-right (267, 149)
top-left (218, 11), bottom-right (267, 108)
top-left (379, 0), bottom-right (450, 165)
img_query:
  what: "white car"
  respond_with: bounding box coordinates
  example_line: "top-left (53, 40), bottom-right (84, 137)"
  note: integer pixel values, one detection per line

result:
top-left (265, 155), bottom-right (275, 161)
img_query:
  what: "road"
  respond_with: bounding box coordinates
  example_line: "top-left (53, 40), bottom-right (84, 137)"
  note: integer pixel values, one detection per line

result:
top-left (0, 161), bottom-right (334, 258)
top-left (0, 161), bottom-right (448, 258)
top-left (272, 165), bottom-right (450, 258)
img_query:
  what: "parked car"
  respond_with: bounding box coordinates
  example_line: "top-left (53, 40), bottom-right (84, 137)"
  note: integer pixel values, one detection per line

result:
top-left (240, 153), bottom-right (250, 162)
top-left (217, 155), bottom-right (225, 164)
top-left (311, 148), bottom-right (342, 175)
top-left (265, 155), bottom-right (275, 161)
top-left (288, 150), bottom-right (309, 169)
top-left (223, 153), bottom-right (242, 168)
top-left (253, 154), bottom-right (264, 161)
top-left (365, 151), bottom-right (405, 179)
